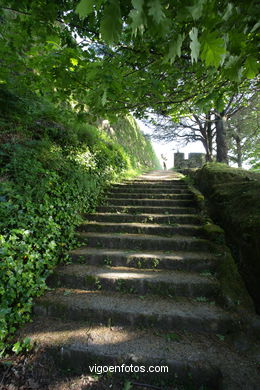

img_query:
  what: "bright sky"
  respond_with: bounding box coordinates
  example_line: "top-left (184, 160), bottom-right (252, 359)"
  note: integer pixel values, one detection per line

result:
top-left (136, 119), bottom-right (205, 169)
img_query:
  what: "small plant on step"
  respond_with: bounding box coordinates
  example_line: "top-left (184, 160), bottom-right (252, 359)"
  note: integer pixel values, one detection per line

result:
top-left (199, 270), bottom-right (213, 277)
top-left (115, 279), bottom-right (126, 293)
top-left (123, 380), bottom-right (132, 390)
top-left (164, 332), bottom-right (181, 342)
top-left (136, 260), bottom-right (143, 269)
top-left (78, 255), bottom-right (86, 264)
top-left (194, 296), bottom-right (209, 303)
top-left (151, 258), bottom-right (160, 268)
top-left (216, 334), bottom-right (225, 341)
top-left (103, 257), bottom-right (112, 266)
top-left (12, 337), bottom-right (32, 355)
top-left (95, 277), bottom-right (102, 290)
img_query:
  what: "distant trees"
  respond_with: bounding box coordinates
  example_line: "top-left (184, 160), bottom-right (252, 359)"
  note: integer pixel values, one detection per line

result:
top-left (227, 95), bottom-right (260, 167)
top-left (150, 111), bottom-right (215, 162)
top-left (149, 90), bottom-right (259, 167)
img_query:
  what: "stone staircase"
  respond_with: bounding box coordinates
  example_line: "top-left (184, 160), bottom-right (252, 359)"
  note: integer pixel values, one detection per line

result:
top-left (20, 171), bottom-right (259, 389)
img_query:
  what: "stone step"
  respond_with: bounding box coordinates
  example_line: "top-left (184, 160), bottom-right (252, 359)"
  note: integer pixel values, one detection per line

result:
top-left (33, 289), bottom-right (234, 334)
top-left (78, 221), bottom-right (203, 237)
top-left (77, 232), bottom-right (212, 252)
top-left (106, 192), bottom-right (194, 199)
top-left (122, 179), bottom-right (186, 183)
top-left (85, 212), bottom-right (202, 225)
top-left (19, 318), bottom-right (260, 390)
top-left (111, 185), bottom-right (189, 192)
top-left (105, 198), bottom-right (195, 207)
top-left (120, 179), bottom-right (187, 184)
top-left (110, 187), bottom-right (191, 194)
top-left (18, 319), bottom-right (224, 388)
top-left (70, 247), bottom-right (217, 271)
top-left (47, 265), bottom-right (219, 299)
top-left (96, 205), bottom-right (197, 214)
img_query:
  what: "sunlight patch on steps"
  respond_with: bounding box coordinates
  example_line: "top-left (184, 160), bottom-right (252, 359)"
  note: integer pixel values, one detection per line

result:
top-left (24, 326), bottom-right (135, 347)
top-left (94, 270), bottom-right (157, 280)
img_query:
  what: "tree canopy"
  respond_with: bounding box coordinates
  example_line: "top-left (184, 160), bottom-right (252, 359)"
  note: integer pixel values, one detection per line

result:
top-left (0, 0), bottom-right (259, 163)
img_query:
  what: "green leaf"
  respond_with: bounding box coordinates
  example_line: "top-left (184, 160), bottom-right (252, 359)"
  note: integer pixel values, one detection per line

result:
top-left (129, 0), bottom-right (146, 36)
top-left (224, 55), bottom-right (243, 82)
top-left (0, 308), bottom-right (11, 318)
top-left (63, 290), bottom-right (71, 296)
top-left (250, 21), bottom-right (260, 33)
top-left (201, 33), bottom-right (226, 68)
top-left (101, 89), bottom-right (107, 106)
top-left (245, 56), bottom-right (259, 79)
top-left (123, 380), bottom-right (132, 390)
top-left (100, 0), bottom-right (122, 43)
top-left (148, 0), bottom-right (165, 24)
top-left (223, 3), bottom-right (234, 21)
top-left (187, 0), bottom-right (206, 21)
top-left (189, 27), bottom-right (200, 63)
top-left (75, 0), bottom-right (95, 19)
top-left (164, 34), bottom-right (185, 64)
top-left (216, 334), bottom-right (225, 341)
top-left (12, 341), bottom-right (21, 354)
top-left (70, 58), bottom-right (78, 66)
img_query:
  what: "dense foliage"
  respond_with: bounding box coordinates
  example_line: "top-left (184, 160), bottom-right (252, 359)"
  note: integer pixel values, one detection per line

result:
top-left (0, 1), bottom-right (259, 164)
top-left (75, 0), bottom-right (259, 78)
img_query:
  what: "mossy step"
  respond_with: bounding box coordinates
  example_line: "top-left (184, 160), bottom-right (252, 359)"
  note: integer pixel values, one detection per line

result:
top-left (96, 205), bottom-right (197, 214)
top-left (85, 212), bottom-right (202, 224)
top-left (70, 247), bottom-right (217, 271)
top-left (105, 198), bottom-right (195, 207)
top-left (78, 221), bottom-right (203, 236)
top-left (18, 319), bottom-right (225, 388)
top-left (77, 232), bottom-right (213, 252)
top-left (47, 264), bottom-right (219, 298)
top-left (33, 289), bottom-right (234, 333)
top-left (105, 192), bottom-right (194, 199)
top-left (109, 187), bottom-right (191, 194)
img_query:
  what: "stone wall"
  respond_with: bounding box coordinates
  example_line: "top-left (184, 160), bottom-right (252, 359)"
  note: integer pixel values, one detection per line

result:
top-left (190, 163), bottom-right (260, 314)
top-left (174, 152), bottom-right (205, 169)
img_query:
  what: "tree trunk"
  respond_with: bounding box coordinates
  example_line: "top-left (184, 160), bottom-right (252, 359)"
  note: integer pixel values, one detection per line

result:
top-left (204, 142), bottom-right (213, 162)
top-left (207, 138), bottom-right (213, 161)
top-left (206, 113), bottom-right (213, 162)
top-left (200, 112), bottom-right (213, 162)
top-left (215, 113), bottom-right (228, 164)
top-left (235, 135), bottom-right (242, 167)
top-left (202, 139), bottom-right (211, 162)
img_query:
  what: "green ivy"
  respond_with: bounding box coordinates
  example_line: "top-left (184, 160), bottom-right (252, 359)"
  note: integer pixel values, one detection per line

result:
top-left (0, 141), bottom-right (107, 355)
top-left (0, 140), bottom-right (135, 356)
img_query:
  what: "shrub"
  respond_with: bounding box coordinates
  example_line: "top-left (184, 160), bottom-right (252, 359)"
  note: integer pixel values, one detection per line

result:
top-left (0, 139), bottom-right (117, 355)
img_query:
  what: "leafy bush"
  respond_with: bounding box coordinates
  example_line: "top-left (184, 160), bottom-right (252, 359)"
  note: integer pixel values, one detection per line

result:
top-left (0, 140), bottom-right (107, 354)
